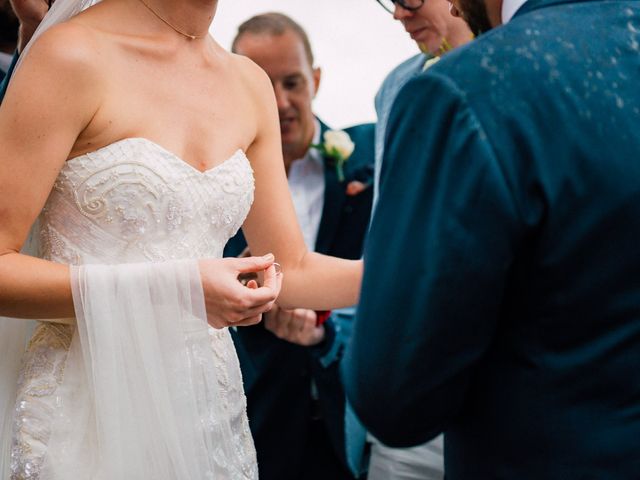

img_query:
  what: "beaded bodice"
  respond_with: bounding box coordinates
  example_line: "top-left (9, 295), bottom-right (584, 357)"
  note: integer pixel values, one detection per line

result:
top-left (38, 137), bottom-right (254, 264)
top-left (10, 138), bottom-right (257, 480)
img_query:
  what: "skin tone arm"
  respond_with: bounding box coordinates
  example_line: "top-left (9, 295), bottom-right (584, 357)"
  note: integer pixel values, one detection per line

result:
top-left (241, 62), bottom-right (363, 312)
top-left (0, 26), bottom-right (281, 327)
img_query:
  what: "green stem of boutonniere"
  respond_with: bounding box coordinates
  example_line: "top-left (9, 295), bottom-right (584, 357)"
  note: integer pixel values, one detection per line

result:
top-left (335, 158), bottom-right (346, 182)
top-left (328, 146), bottom-right (348, 182)
top-left (310, 143), bottom-right (347, 182)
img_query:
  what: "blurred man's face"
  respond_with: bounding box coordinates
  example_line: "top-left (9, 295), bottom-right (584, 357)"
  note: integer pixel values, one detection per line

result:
top-left (393, 0), bottom-right (467, 54)
top-left (234, 30), bottom-right (320, 167)
top-left (449, 0), bottom-right (495, 37)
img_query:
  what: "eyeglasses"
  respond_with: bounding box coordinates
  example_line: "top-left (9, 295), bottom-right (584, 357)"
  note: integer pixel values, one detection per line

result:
top-left (375, 0), bottom-right (425, 14)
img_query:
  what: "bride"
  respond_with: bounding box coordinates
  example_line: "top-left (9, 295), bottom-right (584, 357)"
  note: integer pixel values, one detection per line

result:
top-left (0, 0), bottom-right (363, 478)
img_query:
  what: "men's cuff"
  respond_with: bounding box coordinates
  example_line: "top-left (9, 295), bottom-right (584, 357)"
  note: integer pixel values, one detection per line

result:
top-left (310, 319), bottom-right (338, 367)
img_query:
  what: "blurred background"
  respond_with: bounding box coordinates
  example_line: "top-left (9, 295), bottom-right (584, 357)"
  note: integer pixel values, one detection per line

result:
top-left (211, 0), bottom-right (417, 128)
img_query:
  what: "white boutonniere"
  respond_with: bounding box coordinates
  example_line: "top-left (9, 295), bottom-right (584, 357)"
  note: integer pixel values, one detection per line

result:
top-left (311, 130), bottom-right (355, 182)
top-left (423, 56), bottom-right (441, 71)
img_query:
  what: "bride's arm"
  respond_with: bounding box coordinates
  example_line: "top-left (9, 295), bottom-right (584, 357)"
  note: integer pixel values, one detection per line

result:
top-left (0, 26), bottom-right (101, 320)
top-left (242, 63), bottom-right (363, 311)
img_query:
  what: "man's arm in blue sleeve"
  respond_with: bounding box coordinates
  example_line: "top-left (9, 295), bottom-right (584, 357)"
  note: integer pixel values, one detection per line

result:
top-left (342, 71), bottom-right (523, 447)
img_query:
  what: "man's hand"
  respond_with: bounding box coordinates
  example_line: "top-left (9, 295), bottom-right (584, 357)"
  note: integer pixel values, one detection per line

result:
top-left (265, 304), bottom-right (326, 346)
top-left (10, 0), bottom-right (52, 51)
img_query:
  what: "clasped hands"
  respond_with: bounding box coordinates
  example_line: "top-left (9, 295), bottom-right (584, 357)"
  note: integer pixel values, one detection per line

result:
top-left (199, 253), bottom-right (282, 329)
top-left (199, 252), bottom-right (324, 346)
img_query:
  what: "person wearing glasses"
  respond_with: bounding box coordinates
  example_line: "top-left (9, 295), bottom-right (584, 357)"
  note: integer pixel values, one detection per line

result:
top-left (372, 0), bottom-right (472, 208)
top-left (360, 2), bottom-right (471, 479)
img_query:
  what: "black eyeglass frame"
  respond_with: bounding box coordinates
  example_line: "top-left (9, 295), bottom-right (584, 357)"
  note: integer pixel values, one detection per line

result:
top-left (375, 0), bottom-right (425, 14)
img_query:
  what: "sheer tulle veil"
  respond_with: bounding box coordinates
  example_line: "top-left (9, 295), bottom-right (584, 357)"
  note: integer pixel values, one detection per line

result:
top-left (0, 1), bottom-right (256, 478)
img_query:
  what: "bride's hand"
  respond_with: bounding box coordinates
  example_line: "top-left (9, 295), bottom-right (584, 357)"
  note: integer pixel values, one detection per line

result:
top-left (199, 254), bottom-right (283, 329)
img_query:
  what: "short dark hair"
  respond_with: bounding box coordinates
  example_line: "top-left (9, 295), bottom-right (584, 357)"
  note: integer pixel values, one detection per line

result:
top-left (232, 12), bottom-right (315, 66)
top-left (0, 0), bottom-right (19, 50)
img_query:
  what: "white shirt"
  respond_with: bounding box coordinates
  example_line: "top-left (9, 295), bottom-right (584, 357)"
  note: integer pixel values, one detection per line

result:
top-left (501, 0), bottom-right (529, 23)
top-left (288, 120), bottom-right (325, 251)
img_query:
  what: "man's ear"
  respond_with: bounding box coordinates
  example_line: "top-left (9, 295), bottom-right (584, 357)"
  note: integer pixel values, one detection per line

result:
top-left (312, 67), bottom-right (322, 98)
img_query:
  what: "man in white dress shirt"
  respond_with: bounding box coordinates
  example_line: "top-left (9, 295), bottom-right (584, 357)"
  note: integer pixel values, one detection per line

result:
top-left (226, 12), bottom-right (374, 480)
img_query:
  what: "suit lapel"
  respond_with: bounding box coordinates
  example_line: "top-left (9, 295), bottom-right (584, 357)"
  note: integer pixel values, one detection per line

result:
top-left (315, 120), bottom-right (347, 255)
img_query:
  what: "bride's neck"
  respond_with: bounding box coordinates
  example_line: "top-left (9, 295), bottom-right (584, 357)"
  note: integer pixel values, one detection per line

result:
top-left (137, 0), bottom-right (217, 40)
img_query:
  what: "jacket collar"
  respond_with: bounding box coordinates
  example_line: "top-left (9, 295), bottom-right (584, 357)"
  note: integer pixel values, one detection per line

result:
top-left (514, 0), bottom-right (615, 19)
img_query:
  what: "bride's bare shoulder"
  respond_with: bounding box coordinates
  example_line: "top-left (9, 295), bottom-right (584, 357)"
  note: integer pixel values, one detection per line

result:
top-left (229, 53), bottom-right (276, 109)
top-left (20, 20), bottom-right (105, 78)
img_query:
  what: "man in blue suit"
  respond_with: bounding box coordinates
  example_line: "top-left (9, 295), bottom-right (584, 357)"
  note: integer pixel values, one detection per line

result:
top-left (344, 0), bottom-right (640, 478)
top-left (226, 13), bottom-right (373, 480)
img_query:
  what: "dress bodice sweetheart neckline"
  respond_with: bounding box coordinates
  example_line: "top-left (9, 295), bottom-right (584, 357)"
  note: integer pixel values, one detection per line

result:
top-left (66, 137), bottom-right (247, 176)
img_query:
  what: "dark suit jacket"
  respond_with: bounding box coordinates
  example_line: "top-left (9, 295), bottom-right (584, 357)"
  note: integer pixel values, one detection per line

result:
top-left (0, 51), bottom-right (18, 102)
top-left (225, 121), bottom-right (374, 480)
top-left (344, 0), bottom-right (640, 478)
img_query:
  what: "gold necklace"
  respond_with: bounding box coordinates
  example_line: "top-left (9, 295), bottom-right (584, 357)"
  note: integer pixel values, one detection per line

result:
top-left (137, 0), bottom-right (208, 40)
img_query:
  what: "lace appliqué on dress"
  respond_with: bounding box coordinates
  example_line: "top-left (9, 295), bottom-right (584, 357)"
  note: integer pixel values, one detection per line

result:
top-left (10, 324), bottom-right (72, 480)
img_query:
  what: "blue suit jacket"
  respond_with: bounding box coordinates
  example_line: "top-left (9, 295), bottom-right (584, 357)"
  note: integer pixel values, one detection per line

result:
top-left (225, 121), bottom-right (374, 480)
top-left (0, 51), bottom-right (18, 102)
top-left (344, 0), bottom-right (640, 478)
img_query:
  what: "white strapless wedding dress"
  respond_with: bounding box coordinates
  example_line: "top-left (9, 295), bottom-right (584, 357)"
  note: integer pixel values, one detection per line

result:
top-left (1, 138), bottom-right (258, 479)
